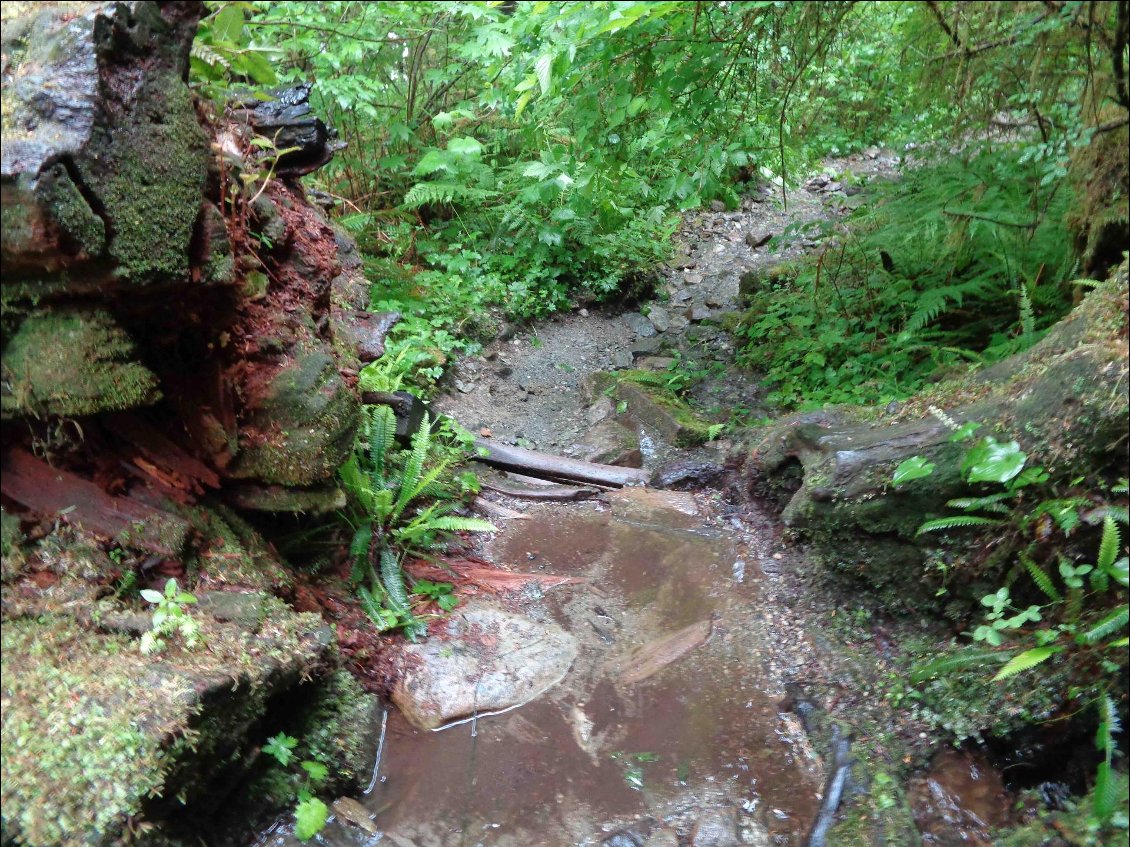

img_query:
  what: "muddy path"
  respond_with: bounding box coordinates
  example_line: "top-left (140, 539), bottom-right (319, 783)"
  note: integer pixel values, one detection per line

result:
top-left (258, 151), bottom-right (1015, 846)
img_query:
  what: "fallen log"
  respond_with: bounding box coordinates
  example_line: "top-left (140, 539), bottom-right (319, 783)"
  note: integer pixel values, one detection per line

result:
top-left (472, 439), bottom-right (649, 488)
top-left (1, 450), bottom-right (190, 556)
top-left (478, 472), bottom-right (601, 502)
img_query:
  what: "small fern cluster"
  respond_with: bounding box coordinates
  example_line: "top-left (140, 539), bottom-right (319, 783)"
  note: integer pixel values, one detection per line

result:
top-left (339, 405), bottom-right (493, 640)
top-left (736, 147), bottom-right (1077, 409)
top-left (895, 428), bottom-right (1128, 826)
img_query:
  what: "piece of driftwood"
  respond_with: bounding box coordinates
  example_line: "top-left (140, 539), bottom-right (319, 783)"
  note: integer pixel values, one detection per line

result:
top-left (478, 473), bottom-right (600, 502)
top-left (471, 498), bottom-right (532, 521)
top-left (805, 724), bottom-right (853, 847)
top-left (231, 83), bottom-right (338, 176)
top-left (614, 619), bottom-right (713, 685)
top-left (472, 439), bottom-right (649, 488)
top-left (1, 450), bottom-right (190, 555)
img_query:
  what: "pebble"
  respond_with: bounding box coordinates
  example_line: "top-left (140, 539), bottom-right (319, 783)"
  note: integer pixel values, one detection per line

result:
top-left (647, 306), bottom-right (670, 332)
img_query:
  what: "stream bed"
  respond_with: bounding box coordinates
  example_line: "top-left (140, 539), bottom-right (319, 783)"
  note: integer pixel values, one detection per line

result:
top-left (266, 488), bottom-right (826, 846)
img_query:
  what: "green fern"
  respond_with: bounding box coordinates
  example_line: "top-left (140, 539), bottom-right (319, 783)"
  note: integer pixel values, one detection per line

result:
top-left (909, 648), bottom-right (1006, 683)
top-left (1082, 606), bottom-right (1129, 645)
top-left (1021, 552), bottom-right (1062, 602)
top-left (1094, 694), bottom-right (1123, 822)
top-left (993, 646), bottom-right (1061, 680)
top-left (402, 182), bottom-right (499, 210)
top-left (916, 515), bottom-right (1001, 535)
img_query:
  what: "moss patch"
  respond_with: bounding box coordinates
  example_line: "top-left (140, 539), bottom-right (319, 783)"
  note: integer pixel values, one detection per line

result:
top-left (230, 349), bottom-right (361, 487)
top-left (0, 596), bottom-right (330, 847)
top-left (1, 308), bottom-right (160, 419)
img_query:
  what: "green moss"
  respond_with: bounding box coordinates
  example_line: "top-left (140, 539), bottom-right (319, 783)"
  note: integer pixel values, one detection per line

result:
top-left (38, 163), bottom-right (106, 257)
top-left (293, 670), bottom-right (380, 792)
top-left (230, 350), bottom-right (361, 487)
top-left (607, 370), bottom-right (716, 447)
top-left (1, 617), bottom-right (180, 847)
top-left (0, 509), bottom-right (22, 581)
top-left (0, 587), bottom-right (329, 847)
top-left (1, 308), bottom-right (160, 419)
top-left (182, 503), bottom-right (293, 591)
top-left (91, 73), bottom-right (208, 284)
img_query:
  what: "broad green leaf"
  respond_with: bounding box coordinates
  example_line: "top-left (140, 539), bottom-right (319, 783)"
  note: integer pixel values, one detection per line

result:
top-left (962, 437), bottom-right (1027, 484)
top-left (892, 456), bottom-right (935, 485)
top-left (294, 797), bottom-right (328, 841)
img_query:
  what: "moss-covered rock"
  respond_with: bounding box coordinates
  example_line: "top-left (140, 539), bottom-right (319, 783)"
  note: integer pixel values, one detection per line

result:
top-left (229, 349), bottom-right (360, 487)
top-left (1, 2), bottom-right (208, 289)
top-left (1, 308), bottom-right (161, 419)
top-left (582, 369), bottom-right (715, 448)
top-left (0, 599), bottom-right (332, 847)
top-left (745, 262), bottom-right (1130, 614)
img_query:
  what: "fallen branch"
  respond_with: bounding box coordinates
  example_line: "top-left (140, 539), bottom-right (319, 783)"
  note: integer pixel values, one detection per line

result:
top-left (472, 438), bottom-right (648, 488)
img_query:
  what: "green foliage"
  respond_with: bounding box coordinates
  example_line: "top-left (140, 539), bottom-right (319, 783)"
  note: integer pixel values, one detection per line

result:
top-left (138, 579), bottom-right (202, 656)
top-left (261, 732), bottom-right (329, 841)
top-left (737, 151), bottom-right (1077, 409)
top-left (191, 3), bottom-right (278, 106)
top-left (339, 408), bottom-right (493, 640)
top-left (899, 431), bottom-right (1129, 826)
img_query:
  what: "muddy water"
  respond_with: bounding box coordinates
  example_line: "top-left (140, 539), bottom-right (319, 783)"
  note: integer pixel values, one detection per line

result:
top-left (357, 489), bottom-right (822, 846)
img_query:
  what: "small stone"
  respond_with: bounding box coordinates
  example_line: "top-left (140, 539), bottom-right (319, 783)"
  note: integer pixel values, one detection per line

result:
top-left (689, 305), bottom-right (718, 323)
top-left (673, 289), bottom-right (693, 303)
top-left (826, 181), bottom-right (843, 192)
top-left (629, 336), bottom-right (663, 356)
top-left (667, 315), bottom-right (689, 332)
top-left (710, 199), bottom-right (726, 212)
top-left (637, 356), bottom-right (676, 371)
top-left (647, 306), bottom-right (671, 333)
top-left (704, 292), bottom-right (725, 308)
top-left (683, 272), bottom-right (704, 285)
top-left (622, 312), bottom-right (657, 338)
top-left (689, 807), bottom-right (739, 847)
top-left (479, 427), bottom-right (492, 437)
top-left (744, 231), bottom-right (773, 249)
top-left (579, 308), bottom-right (590, 317)
top-left (392, 602), bottom-right (578, 730)
top-left (644, 829), bottom-right (679, 847)
top-left (612, 349), bottom-right (634, 369)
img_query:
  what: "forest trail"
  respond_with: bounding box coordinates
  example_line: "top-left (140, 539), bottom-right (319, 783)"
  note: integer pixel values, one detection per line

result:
top-left (258, 150), bottom-right (1006, 846)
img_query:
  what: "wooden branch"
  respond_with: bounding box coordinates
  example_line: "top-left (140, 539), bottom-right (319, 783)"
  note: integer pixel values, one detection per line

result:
top-left (471, 439), bottom-right (648, 488)
top-left (1, 450), bottom-right (190, 556)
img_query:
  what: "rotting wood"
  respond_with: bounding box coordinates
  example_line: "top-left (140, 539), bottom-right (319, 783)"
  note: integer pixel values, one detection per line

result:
top-left (472, 438), bottom-right (649, 488)
top-left (1, 449), bottom-right (190, 556)
top-left (471, 497), bottom-right (532, 520)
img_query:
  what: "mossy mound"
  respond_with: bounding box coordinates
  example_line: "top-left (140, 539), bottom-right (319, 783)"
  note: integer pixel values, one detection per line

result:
top-left (585, 369), bottom-right (716, 448)
top-left (0, 599), bottom-right (331, 847)
top-left (229, 350), bottom-right (360, 487)
top-left (1, 308), bottom-right (160, 419)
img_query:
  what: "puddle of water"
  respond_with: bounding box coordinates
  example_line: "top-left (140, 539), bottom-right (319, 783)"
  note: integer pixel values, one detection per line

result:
top-left (910, 749), bottom-right (1015, 846)
top-left (358, 491), bottom-right (822, 845)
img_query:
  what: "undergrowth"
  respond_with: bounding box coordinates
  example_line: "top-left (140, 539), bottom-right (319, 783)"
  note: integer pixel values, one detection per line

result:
top-left (736, 147), bottom-right (1077, 409)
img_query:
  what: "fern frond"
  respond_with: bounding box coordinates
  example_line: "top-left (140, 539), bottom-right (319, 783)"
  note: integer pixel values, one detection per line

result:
top-left (392, 419), bottom-right (432, 521)
top-left (993, 646), bottom-right (1061, 680)
top-left (366, 405), bottom-right (397, 481)
top-left (379, 546), bottom-right (411, 614)
top-left (190, 41), bottom-right (231, 71)
top-left (1093, 694), bottom-right (1123, 822)
top-left (917, 515), bottom-right (1000, 535)
top-left (946, 493), bottom-right (1012, 514)
top-left (909, 648), bottom-right (1006, 683)
top-left (402, 182), bottom-right (499, 210)
top-left (1097, 516), bottom-right (1121, 574)
top-left (424, 516), bottom-right (498, 533)
top-left (1021, 553), bottom-right (1061, 602)
top-left (1082, 606), bottom-right (1129, 645)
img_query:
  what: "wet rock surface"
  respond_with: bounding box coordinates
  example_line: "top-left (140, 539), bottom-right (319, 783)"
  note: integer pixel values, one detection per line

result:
top-left (392, 601), bottom-right (579, 730)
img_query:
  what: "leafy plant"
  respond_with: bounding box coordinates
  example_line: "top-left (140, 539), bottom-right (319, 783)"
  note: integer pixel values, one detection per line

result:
top-left (898, 433), bottom-right (1128, 827)
top-left (262, 732), bottom-right (329, 841)
top-left (139, 579), bottom-right (202, 656)
top-left (339, 406), bottom-right (493, 639)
